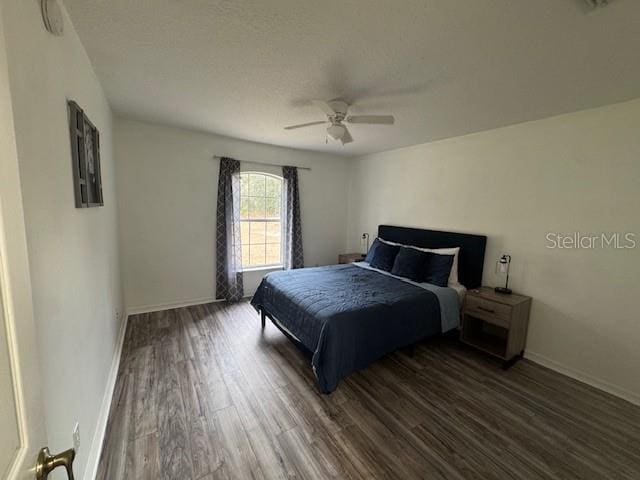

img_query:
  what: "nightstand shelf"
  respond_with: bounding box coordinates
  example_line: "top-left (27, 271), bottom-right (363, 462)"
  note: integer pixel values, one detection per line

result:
top-left (461, 287), bottom-right (532, 367)
top-left (461, 319), bottom-right (507, 358)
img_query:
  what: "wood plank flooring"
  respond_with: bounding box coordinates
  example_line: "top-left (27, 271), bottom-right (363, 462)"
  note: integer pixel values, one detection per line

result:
top-left (96, 301), bottom-right (640, 479)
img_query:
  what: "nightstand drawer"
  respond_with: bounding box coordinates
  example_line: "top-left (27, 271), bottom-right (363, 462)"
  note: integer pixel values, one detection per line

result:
top-left (465, 296), bottom-right (512, 328)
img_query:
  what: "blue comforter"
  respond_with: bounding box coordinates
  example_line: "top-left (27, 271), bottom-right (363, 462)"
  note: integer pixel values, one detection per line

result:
top-left (251, 264), bottom-right (443, 393)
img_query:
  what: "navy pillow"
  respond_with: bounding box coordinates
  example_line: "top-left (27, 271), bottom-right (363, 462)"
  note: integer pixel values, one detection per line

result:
top-left (369, 241), bottom-right (400, 272)
top-left (364, 238), bottom-right (382, 263)
top-left (391, 247), bottom-right (430, 282)
top-left (423, 252), bottom-right (454, 287)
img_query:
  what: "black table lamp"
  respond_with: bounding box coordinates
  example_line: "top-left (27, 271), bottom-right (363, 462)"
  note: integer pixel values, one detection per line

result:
top-left (495, 254), bottom-right (512, 294)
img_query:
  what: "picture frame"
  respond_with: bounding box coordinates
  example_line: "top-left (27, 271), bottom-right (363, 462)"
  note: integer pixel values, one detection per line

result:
top-left (68, 100), bottom-right (103, 208)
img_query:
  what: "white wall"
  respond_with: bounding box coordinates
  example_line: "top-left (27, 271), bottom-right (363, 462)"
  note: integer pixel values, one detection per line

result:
top-left (115, 118), bottom-right (349, 312)
top-left (2, 1), bottom-right (123, 478)
top-left (347, 98), bottom-right (640, 404)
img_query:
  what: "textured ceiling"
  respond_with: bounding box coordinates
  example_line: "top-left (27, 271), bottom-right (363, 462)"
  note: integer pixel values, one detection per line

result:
top-left (64, 0), bottom-right (640, 157)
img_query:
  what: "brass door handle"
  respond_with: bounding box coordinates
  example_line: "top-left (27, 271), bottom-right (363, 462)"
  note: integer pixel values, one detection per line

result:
top-left (36, 447), bottom-right (75, 480)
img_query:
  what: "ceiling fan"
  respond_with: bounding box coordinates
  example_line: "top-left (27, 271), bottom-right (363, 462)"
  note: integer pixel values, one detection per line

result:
top-left (284, 100), bottom-right (395, 145)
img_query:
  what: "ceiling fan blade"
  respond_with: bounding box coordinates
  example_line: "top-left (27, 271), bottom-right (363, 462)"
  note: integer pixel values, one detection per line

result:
top-left (284, 120), bottom-right (327, 130)
top-left (346, 115), bottom-right (395, 125)
top-left (311, 100), bottom-right (337, 116)
top-left (340, 127), bottom-right (353, 145)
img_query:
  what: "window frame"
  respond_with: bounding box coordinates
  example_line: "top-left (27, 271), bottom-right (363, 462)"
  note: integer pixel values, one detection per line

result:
top-left (238, 171), bottom-right (284, 271)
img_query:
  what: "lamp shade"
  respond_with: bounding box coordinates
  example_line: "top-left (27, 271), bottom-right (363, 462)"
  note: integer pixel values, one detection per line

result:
top-left (496, 254), bottom-right (511, 274)
top-left (361, 233), bottom-right (370, 254)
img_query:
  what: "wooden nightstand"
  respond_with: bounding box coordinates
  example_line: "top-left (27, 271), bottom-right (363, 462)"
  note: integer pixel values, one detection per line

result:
top-left (461, 287), bottom-right (532, 368)
top-left (338, 253), bottom-right (365, 264)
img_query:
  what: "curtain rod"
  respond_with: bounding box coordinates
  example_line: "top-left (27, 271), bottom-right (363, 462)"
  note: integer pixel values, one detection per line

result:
top-left (212, 155), bottom-right (311, 171)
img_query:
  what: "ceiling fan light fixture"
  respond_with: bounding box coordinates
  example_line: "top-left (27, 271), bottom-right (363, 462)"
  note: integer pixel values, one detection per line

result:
top-left (327, 123), bottom-right (346, 140)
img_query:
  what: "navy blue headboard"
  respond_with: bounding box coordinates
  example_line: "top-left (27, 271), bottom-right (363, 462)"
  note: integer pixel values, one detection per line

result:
top-left (378, 225), bottom-right (487, 289)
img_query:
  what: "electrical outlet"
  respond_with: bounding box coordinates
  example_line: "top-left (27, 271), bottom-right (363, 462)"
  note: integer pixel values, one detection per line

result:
top-left (115, 307), bottom-right (121, 320)
top-left (73, 423), bottom-right (80, 451)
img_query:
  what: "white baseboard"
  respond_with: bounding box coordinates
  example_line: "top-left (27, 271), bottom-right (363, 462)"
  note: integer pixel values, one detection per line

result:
top-left (83, 312), bottom-right (129, 480)
top-left (524, 350), bottom-right (640, 407)
top-left (126, 296), bottom-right (218, 315)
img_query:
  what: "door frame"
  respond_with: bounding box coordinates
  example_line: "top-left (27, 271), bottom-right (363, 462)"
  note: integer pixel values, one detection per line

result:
top-left (0, 1), bottom-right (48, 476)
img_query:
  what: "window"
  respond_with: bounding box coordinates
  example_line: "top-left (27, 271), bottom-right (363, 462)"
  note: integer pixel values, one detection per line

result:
top-left (239, 172), bottom-right (283, 268)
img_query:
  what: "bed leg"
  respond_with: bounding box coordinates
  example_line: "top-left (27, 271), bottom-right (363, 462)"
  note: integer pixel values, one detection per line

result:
top-left (260, 309), bottom-right (266, 329)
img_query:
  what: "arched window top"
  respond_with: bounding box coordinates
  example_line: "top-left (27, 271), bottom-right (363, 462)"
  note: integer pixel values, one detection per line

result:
top-left (241, 170), bottom-right (283, 181)
top-left (239, 172), bottom-right (283, 268)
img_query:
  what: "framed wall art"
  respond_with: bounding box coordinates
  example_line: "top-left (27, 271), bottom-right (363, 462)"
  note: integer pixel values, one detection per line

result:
top-left (68, 100), bottom-right (103, 208)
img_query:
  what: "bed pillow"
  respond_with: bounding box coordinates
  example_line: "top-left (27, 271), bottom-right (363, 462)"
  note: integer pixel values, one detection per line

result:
top-left (368, 238), bottom-right (460, 285)
top-left (391, 247), bottom-right (430, 282)
top-left (417, 247), bottom-right (460, 285)
top-left (423, 252), bottom-right (455, 287)
top-left (368, 241), bottom-right (400, 272)
top-left (364, 237), bottom-right (382, 263)
top-left (365, 237), bottom-right (402, 262)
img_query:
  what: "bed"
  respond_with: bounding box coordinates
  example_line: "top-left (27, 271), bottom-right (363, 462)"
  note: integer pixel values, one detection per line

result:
top-left (251, 225), bottom-right (487, 393)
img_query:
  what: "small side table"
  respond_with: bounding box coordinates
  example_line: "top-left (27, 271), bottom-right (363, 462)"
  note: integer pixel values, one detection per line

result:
top-left (461, 287), bottom-right (532, 368)
top-left (338, 253), bottom-right (365, 264)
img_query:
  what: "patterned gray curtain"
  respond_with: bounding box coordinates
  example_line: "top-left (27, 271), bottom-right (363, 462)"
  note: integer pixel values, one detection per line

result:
top-left (282, 166), bottom-right (304, 269)
top-left (215, 157), bottom-right (244, 301)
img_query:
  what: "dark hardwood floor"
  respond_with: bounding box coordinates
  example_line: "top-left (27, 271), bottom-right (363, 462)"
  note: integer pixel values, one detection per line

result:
top-left (96, 301), bottom-right (640, 479)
